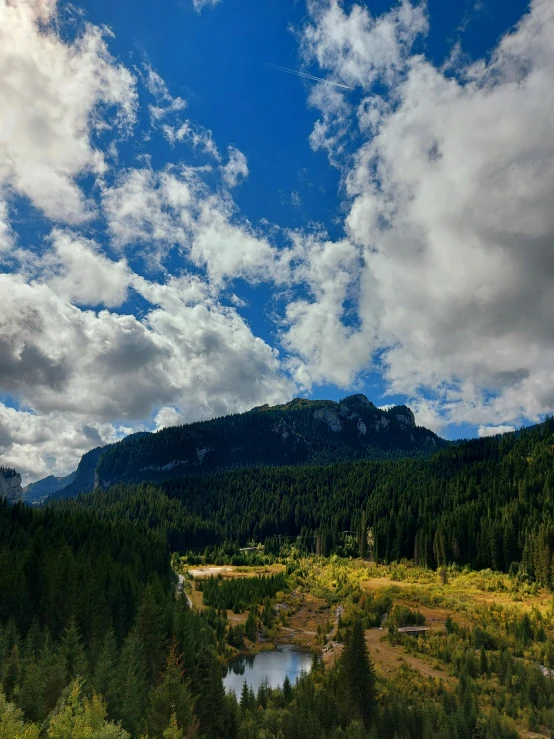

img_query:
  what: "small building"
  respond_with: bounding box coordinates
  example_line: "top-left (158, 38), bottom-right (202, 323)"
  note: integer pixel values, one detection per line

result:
top-left (397, 626), bottom-right (430, 636)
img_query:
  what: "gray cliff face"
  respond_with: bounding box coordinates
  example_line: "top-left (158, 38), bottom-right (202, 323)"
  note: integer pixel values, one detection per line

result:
top-left (313, 407), bottom-right (343, 432)
top-left (392, 406), bottom-right (416, 428)
top-left (0, 470), bottom-right (24, 504)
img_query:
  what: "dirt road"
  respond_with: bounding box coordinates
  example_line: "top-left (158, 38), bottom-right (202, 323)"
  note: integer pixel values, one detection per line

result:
top-left (177, 574), bottom-right (193, 609)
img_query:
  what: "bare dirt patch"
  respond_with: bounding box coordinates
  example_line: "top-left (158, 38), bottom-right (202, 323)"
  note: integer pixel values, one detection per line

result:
top-left (187, 564), bottom-right (286, 579)
top-left (365, 628), bottom-right (451, 682)
top-left (277, 592), bottom-right (331, 648)
top-left (188, 566), bottom-right (234, 578)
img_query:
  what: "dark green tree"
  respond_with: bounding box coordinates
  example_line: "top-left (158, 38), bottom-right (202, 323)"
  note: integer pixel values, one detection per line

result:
top-left (116, 629), bottom-right (149, 736)
top-left (60, 619), bottom-right (88, 682)
top-left (338, 619), bottom-right (376, 727)
top-left (245, 609), bottom-right (257, 642)
top-left (147, 644), bottom-right (197, 739)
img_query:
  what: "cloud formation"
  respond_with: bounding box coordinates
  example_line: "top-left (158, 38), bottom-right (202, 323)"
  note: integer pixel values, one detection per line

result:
top-left (222, 146), bottom-right (249, 188)
top-left (2, 0), bottom-right (554, 482)
top-left (0, 267), bottom-right (293, 480)
top-left (297, 0), bottom-right (554, 430)
top-left (102, 167), bottom-right (288, 284)
top-left (478, 425), bottom-right (516, 438)
top-left (192, 0), bottom-right (221, 13)
top-left (0, 0), bottom-right (292, 481)
top-left (0, 0), bottom-right (136, 223)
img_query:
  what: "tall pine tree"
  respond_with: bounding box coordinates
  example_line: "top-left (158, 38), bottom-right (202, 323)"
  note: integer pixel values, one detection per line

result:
top-left (338, 618), bottom-right (376, 728)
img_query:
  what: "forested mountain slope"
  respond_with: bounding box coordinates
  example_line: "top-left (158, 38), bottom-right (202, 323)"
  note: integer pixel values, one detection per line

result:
top-left (93, 394), bottom-right (442, 490)
top-left (72, 418), bottom-right (554, 582)
top-left (2, 418), bottom-right (551, 738)
top-left (23, 470), bottom-right (76, 505)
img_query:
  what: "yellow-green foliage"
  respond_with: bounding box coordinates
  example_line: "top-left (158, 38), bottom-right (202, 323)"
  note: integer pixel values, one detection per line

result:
top-left (46, 680), bottom-right (130, 739)
top-left (283, 556), bottom-right (554, 735)
top-left (0, 693), bottom-right (39, 739)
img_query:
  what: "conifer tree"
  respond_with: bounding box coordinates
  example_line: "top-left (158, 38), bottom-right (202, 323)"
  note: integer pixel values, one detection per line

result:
top-left (147, 644), bottom-right (197, 739)
top-left (245, 609), bottom-right (257, 642)
top-left (338, 618), bottom-right (376, 727)
top-left (2, 644), bottom-right (20, 701)
top-left (359, 511), bottom-right (367, 559)
top-left (92, 628), bottom-right (119, 719)
top-left (136, 586), bottom-right (167, 684)
top-left (14, 658), bottom-right (46, 724)
top-left (192, 638), bottom-right (229, 738)
top-left (163, 713), bottom-right (187, 739)
top-left (282, 675), bottom-right (292, 703)
top-left (116, 629), bottom-right (149, 736)
top-left (60, 619), bottom-right (88, 683)
top-left (39, 639), bottom-right (67, 716)
top-left (239, 682), bottom-right (249, 712)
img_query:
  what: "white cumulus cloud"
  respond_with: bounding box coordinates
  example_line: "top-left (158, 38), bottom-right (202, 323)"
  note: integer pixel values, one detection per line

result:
top-left (222, 146), bottom-right (249, 188)
top-left (0, 0), bottom-right (136, 223)
top-left (295, 0), bottom-right (554, 431)
top-left (478, 425), bottom-right (516, 438)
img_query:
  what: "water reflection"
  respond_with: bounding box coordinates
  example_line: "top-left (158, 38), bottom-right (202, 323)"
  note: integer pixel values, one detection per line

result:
top-left (224, 645), bottom-right (313, 695)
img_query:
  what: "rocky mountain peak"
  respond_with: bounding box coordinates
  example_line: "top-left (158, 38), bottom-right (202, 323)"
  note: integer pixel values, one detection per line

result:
top-left (389, 405), bottom-right (416, 428)
top-left (340, 394), bottom-right (374, 409)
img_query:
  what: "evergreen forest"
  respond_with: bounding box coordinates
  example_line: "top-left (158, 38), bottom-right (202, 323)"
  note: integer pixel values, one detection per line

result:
top-left (2, 419), bottom-right (554, 736)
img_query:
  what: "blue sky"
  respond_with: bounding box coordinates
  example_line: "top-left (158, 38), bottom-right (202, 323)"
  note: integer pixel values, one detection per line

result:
top-left (1, 0), bottom-right (553, 481)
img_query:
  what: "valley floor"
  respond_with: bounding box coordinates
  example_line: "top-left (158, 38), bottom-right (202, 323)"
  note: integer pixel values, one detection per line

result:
top-left (183, 557), bottom-right (554, 738)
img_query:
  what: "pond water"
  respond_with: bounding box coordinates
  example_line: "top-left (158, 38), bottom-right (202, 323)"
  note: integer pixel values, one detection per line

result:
top-left (223, 645), bottom-right (313, 695)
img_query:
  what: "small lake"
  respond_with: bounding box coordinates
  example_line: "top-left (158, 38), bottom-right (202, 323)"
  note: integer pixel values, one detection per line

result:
top-left (223, 645), bottom-right (313, 695)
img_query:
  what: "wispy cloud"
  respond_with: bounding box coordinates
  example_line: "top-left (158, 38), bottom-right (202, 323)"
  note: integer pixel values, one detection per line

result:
top-left (266, 63), bottom-right (353, 90)
top-left (192, 0), bottom-right (221, 12)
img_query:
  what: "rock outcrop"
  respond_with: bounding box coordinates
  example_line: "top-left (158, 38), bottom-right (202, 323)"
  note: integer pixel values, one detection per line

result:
top-left (313, 407), bottom-right (343, 432)
top-left (392, 405), bottom-right (416, 428)
top-left (0, 468), bottom-right (24, 504)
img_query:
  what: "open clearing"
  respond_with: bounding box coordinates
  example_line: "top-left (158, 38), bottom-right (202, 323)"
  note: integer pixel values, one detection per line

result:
top-left (365, 627), bottom-right (450, 681)
top-left (323, 628), bottom-right (450, 682)
top-left (187, 563), bottom-right (286, 579)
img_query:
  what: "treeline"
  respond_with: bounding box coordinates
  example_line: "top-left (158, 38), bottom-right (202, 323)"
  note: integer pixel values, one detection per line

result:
top-left (163, 418), bottom-right (554, 580)
top-left (0, 606), bottom-right (521, 739)
top-left (0, 466), bottom-right (18, 478)
top-left (198, 573), bottom-right (287, 611)
top-left (0, 500), bottom-right (171, 641)
top-left (69, 419), bottom-right (554, 583)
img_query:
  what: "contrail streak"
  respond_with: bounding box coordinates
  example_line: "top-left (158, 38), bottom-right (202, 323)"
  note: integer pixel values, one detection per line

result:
top-left (266, 63), bottom-right (353, 90)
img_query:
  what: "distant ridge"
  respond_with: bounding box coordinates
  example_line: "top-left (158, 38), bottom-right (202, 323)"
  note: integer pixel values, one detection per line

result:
top-left (42, 394), bottom-right (444, 501)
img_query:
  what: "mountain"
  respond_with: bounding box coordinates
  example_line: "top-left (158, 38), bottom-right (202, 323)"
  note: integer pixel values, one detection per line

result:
top-left (41, 395), bottom-right (444, 501)
top-left (24, 471), bottom-right (76, 505)
top-left (47, 445), bottom-right (106, 502)
top-left (46, 431), bottom-right (151, 502)
top-left (94, 394), bottom-right (443, 490)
